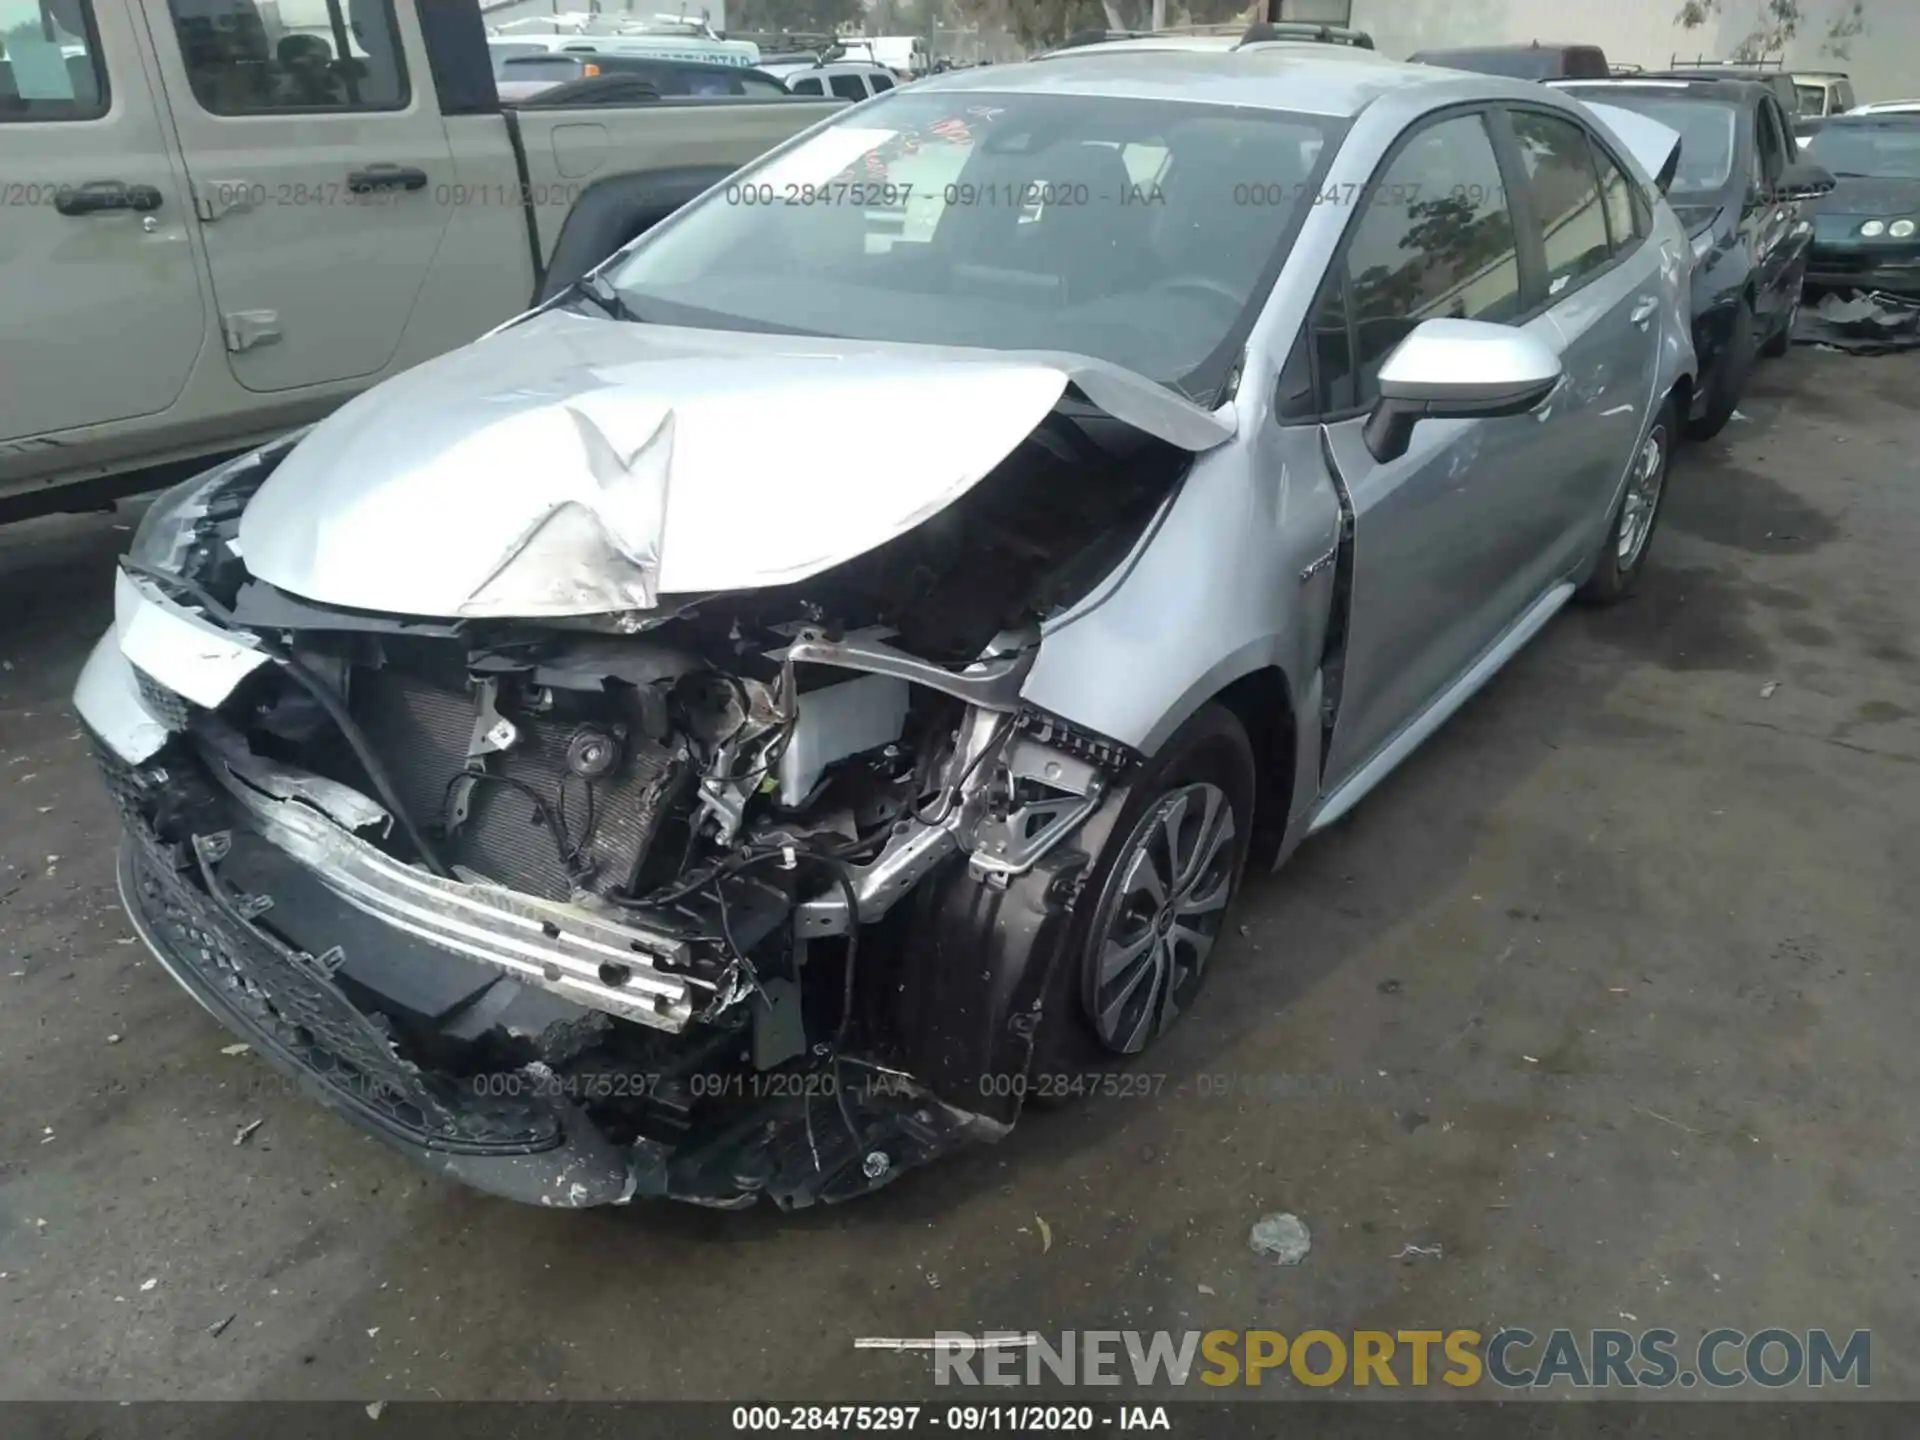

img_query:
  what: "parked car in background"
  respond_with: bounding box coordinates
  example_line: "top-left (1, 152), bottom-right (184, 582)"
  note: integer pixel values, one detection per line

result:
top-left (780, 60), bottom-right (899, 100)
top-left (1654, 62), bottom-right (1803, 120)
top-left (1793, 70), bottom-right (1857, 119)
top-left (484, 27), bottom-right (763, 74)
top-left (1799, 114), bottom-right (1920, 295)
top-left (1408, 42), bottom-right (1610, 82)
top-left (0, 0), bottom-right (841, 521)
top-left (79, 46), bottom-right (1696, 1212)
top-left (1050, 21), bottom-right (1373, 53)
top-left (498, 52), bottom-right (791, 98)
top-left (1556, 77), bottom-right (1833, 437)
top-left (1847, 99), bottom-right (1920, 117)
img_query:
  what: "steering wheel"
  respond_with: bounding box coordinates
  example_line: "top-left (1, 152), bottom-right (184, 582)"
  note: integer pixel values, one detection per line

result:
top-left (1154, 274), bottom-right (1246, 312)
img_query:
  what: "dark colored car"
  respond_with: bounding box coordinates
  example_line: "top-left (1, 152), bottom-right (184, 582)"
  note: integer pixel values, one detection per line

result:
top-left (1653, 64), bottom-right (1803, 121)
top-left (1558, 77), bottom-right (1834, 438)
top-left (1798, 114), bottom-right (1920, 295)
top-left (1409, 42), bottom-right (1609, 82)
top-left (499, 53), bottom-right (790, 99)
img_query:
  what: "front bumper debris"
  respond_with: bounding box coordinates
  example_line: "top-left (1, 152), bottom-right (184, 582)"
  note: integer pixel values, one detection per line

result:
top-left (94, 734), bottom-right (1018, 1210)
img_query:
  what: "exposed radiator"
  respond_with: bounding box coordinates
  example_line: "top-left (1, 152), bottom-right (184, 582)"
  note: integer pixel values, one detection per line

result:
top-left (347, 667), bottom-right (686, 902)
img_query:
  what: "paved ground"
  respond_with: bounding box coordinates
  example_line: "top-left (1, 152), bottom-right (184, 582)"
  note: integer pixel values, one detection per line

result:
top-left (1, 350), bottom-right (1916, 1403)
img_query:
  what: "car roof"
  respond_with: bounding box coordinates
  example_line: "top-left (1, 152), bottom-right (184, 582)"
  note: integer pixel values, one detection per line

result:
top-left (1820, 111), bottom-right (1920, 127)
top-left (1556, 76), bottom-right (1762, 102)
top-left (923, 44), bottom-right (1474, 117)
top-left (1414, 41), bottom-right (1599, 55)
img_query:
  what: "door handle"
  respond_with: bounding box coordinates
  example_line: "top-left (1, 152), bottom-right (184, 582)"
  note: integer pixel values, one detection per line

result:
top-left (1630, 295), bottom-right (1660, 330)
top-left (347, 164), bottom-right (428, 194)
top-left (54, 181), bottom-right (163, 216)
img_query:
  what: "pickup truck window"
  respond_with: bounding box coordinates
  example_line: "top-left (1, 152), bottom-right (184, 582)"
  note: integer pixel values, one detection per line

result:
top-left (828, 73), bottom-right (867, 102)
top-left (0, 0), bottom-right (108, 121)
top-left (164, 0), bottom-right (409, 114)
top-left (789, 75), bottom-right (822, 95)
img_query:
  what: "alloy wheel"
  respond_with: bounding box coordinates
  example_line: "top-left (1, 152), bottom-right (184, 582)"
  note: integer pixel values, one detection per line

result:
top-left (1616, 423), bottom-right (1669, 569)
top-left (1087, 782), bottom-right (1237, 1054)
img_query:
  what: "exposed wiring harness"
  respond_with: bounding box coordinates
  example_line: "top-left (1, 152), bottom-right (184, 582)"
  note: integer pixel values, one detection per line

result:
top-left (913, 712), bottom-right (1016, 827)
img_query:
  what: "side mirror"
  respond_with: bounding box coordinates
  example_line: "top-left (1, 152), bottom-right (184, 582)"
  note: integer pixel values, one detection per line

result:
top-left (1776, 161), bottom-right (1837, 201)
top-left (1362, 319), bottom-right (1564, 465)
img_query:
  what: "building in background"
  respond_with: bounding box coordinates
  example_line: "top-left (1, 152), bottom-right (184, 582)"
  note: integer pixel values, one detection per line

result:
top-left (1286, 0), bottom-right (1912, 106)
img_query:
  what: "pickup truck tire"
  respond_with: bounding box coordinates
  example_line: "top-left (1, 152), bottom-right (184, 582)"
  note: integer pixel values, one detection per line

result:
top-left (536, 166), bottom-right (737, 305)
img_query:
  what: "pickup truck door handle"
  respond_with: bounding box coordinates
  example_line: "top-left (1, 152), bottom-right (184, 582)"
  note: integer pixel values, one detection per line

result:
top-left (347, 164), bottom-right (429, 194)
top-left (1630, 295), bottom-right (1660, 330)
top-left (55, 181), bottom-right (163, 217)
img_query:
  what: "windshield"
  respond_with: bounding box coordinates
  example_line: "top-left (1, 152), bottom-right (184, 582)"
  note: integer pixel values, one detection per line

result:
top-left (605, 90), bottom-right (1339, 395)
top-left (489, 42), bottom-right (549, 77)
top-left (1577, 94), bottom-right (1739, 193)
top-left (503, 55), bottom-right (586, 81)
top-left (1805, 122), bottom-right (1920, 178)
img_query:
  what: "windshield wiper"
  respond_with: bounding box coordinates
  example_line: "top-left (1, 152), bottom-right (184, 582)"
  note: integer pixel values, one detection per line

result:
top-left (570, 272), bottom-right (645, 323)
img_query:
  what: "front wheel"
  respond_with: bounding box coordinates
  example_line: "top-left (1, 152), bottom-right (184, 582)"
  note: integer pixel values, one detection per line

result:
top-left (1577, 398), bottom-right (1676, 606)
top-left (1028, 703), bottom-right (1257, 1082)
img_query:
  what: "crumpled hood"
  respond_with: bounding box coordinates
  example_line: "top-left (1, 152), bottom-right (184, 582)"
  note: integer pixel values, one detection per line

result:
top-left (238, 311), bottom-right (1233, 620)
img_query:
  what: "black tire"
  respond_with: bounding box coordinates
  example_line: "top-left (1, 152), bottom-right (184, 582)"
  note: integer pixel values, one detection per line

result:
top-left (1028, 703), bottom-right (1257, 1090)
top-left (1686, 299), bottom-right (1754, 441)
top-left (1577, 397), bottom-right (1677, 606)
top-left (1761, 287), bottom-right (1801, 359)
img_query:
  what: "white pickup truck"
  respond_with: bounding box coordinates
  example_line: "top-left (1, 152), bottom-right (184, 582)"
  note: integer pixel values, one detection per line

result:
top-left (0, 0), bottom-right (841, 518)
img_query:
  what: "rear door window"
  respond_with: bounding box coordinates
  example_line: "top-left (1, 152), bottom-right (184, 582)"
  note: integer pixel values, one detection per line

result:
top-left (828, 72), bottom-right (867, 101)
top-left (164, 0), bottom-right (409, 112)
top-left (789, 74), bottom-right (822, 94)
top-left (1509, 110), bottom-right (1614, 297)
top-left (1, 0), bottom-right (109, 120)
top-left (1593, 141), bottom-right (1640, 250)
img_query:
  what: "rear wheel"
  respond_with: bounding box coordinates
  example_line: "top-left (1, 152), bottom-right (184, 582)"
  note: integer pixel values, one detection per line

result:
top-left (1687, 299), bottom-right (1754, 440)
top-left (1577, 398), bottom-right (1676, 606)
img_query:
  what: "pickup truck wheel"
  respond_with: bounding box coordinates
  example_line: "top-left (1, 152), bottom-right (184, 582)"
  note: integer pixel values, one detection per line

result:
top-left (1026, 704), bottom-right (1256, 1095)
top-left (1577, 398), bottom-right (1675, 606)
top-left (1686, 299), bottom-right (1754, 441)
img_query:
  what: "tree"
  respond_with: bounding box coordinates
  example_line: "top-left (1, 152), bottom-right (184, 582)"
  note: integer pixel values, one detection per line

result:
top-left (1674, 0), bottom-right (1867, 61)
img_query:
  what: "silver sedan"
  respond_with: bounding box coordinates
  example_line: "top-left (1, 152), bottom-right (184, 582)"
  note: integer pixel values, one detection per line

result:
top-left (78, 43), bottom-right (1696, 1210)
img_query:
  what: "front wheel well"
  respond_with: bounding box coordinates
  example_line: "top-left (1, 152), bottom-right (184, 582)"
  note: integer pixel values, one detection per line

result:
top-left (1667, 372), bottom-right (1695, 422)
top-left (1210, 668), bottom-right (1297, 870)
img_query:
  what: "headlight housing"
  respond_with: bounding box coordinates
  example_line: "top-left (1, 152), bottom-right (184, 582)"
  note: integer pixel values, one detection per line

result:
top-left (1861, 219), bottom-right (1887, 237)
top-left (126, 428), bottom-right (311, 577)
top-left (1892, 218), bottom-right (1917, 239)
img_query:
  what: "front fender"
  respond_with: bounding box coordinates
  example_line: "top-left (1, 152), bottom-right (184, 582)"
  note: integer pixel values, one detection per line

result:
top-left (1020, 433), bottom-right (1338, 760)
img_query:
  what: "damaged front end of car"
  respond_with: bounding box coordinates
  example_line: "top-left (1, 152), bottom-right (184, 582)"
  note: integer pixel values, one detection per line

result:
top-left (78, 321), bottom-right (1229, 1209)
